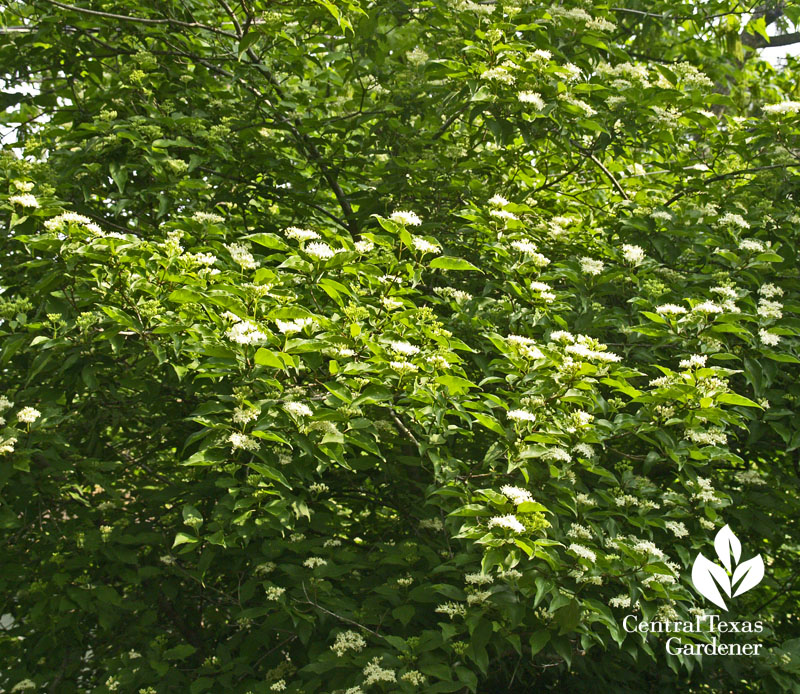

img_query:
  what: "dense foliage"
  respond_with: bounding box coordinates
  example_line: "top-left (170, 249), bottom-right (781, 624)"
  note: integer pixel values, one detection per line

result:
top-left (2, 0), bottom-right (800, 692)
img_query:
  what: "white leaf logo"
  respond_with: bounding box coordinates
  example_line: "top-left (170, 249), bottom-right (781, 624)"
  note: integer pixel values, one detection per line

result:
top-left (691, 525), bottom-right (764, 610)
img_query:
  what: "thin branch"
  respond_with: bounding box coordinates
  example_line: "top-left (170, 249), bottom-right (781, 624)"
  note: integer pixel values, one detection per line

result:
top-left (665, 163), bottom-right (800, 206)
top-left (37, 0), bottom-right (239, 38)
top-left (300, 582), bottom-right (382, 636)
top-left (571, 143), bottom-right (629, 200)
top-left (390, 409), bottom-right (419, 446)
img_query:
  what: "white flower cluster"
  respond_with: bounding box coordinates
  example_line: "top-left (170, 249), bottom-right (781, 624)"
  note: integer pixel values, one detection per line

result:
top-left (664, 521), bottom-right (688, 538)
top-left (363, 657), bottom-right (397, 686)
top-left (45, 211), bottom-right (105, 236)
top-left (759, 329), bottom-right (781, 346)
top-left (739, 239), bottom-right (765, 253)
top-left (609, 595), bottom-right (632, 608)
top-left (434, 286), bottom-right (472, 302)
top-left (763, 101), bottom-right (800, 115)
top-left (567, 523), bottom-right (592, 540)
top-left (734, 469), bottom-right (767, 486)
top-left (465, 572), bottom-right (494, 585)
top-left (543, 447), bottom-right (572, 463)
top-left (679, 354), bottom-right (706, 369)
top-left (518, 91), bottom-right (545, 109)
top-left (229, 432), bottom-right (260, 451)
top-left (655, 303), bottom-right (686, 315)
top-left (390, 340), bottom-right (420, 356)
top-left (330, 630), bottom-right (366, 657)
top-left (581, 256), bottom-right (603, 275)
top-left (284, 226), bottom-right (320, 241)
top-left (305, 241), bottom-right (335, 260)
top-left (507, 335), bottom-right (544, 360)
top-left (621, 244), bottom-right (645, 265)
top-left (693, 300), bottom-right (723, 314)
top-left (488, 514), bottom-right (525, 533)
top-left (303, 556), bottom-right (327, 569)
top-left (265, 586), bottom-right (285, 601)
top-left (406, 47), bottom-right (428, 66)
top-left (276, 317), bottom-right (313, 334)
top-left (232, 405), bottom-right (259, 424)
top-left (757, 298), bottom-right (783, 320)
top-left (17, 407), bottom-right (41, 424)
top-left (192, 211), bottom-right (224, 224)
top-left (284, 402), bottom-right (313, 418)
top-left (227, 242), bottom-right (258, 269)
top-left (685, 429), bottom-right (728, 446)
top-left (354, 239), bottom-right (373, 253)
top-left (716, 212), bottom-right (749, 229)
top-left (435, 602), bottom-right (467, 618)
top-left (226, 320), bottom-right (267, 345)
top-left (8, 193), bottom-right (39, 208)
top-left (568, 543), bottom-right (596, 562)
top-left (390, 210), bottom-right (422, 226)
top-left (760, 283), bottom-right (784, 298)
top-left (490, 208), bottom-right (518, 221)
top-left (564, 342), bottom-right (621, 363)
top-left (500, 485), bottom-right (533, 505)
top-left (401, 671), bottom-right (426, 686)
top-left (481, 66), bottom-right (515, 85)
top-left (507, 408), bottom-right (535, 422)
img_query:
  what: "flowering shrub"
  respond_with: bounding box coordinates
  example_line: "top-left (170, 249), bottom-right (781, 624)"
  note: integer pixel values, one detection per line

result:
top-left (2, 1), bottom-right (800, 692)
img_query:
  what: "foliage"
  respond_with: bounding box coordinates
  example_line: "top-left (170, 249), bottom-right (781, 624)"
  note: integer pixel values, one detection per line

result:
top-left (2, 0), bottom-right (800, 692)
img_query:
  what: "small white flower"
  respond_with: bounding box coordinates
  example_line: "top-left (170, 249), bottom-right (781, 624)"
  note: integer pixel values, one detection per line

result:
top-left (192, 211), bottom-right (224, 224)
top-left (580, 257), bottom-right (604, 275)
top-left (739, 239), bottom-right (765, 253)
top-left (354, 239), bottom-right (374, 253)
top-left (763, 101), bottom-right (800, 115)
top-left (284, 226), bottom-right (320, 241)
top-left (488, 194), bottom-right (509, 206)
top-left (265, 586), bottom-right (286, 601)
top-left (518, 91), bottom-right (545, 109)
top-left (488, 514), bottom-right (525, 533)
top-left (679, 354), bottom-right (707, 369)
top-left (303, 556), bottom-right (328, 569)
top-left (621, 244), bottom-right (645, 265)
top-left (16, 407), bottom-right (41, 424)
top-left (331, 629), bottom-right (366, 656)
top-left (507, 409), bottom-right (535, 422)
top-left (8, 194), bottom-right (39, 208)
top-left (411, 236), bottom-right (441, 254)
top-left (228, 432), bottom-right (260, 451)
top-left (568, 543), bottom-right (596, 562)
top-left (511, 239), bottom-right (537, 254)
top-left (390, 210), bottom-right (422, 226)
top-left (759, 329), bottom-right (781, 346)
top-left (693, 301), bottom-right (723, 314)
top-left (500, 485), bottom-right (533, 505)
top-left (305, 241), bottom-right (335, 260)
top-left (390, 341), bottom-right (420, 356)
top-left (284, 402), bottom-right (313, 418)
top-left (227, 242), bottom-right (258, 270)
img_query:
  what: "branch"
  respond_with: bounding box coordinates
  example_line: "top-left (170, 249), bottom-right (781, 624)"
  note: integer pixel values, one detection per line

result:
top-left (571, 143), bottom-right (629, 200)
top-left (665, 163), bottom-right (800, 206)
top-left (37, 0), bottom-right (238, 38)
top-left (300, 581), bottom-right (382, 636)
top-left (744, 31), bottom-right (800, 49)
top-left (390, 409), bottom-right (419, 446)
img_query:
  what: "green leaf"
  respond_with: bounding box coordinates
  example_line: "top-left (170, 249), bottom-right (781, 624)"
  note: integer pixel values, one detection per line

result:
top-left (716, 393), bottom-right (762, 408)
top-left (429, 257), bottom-right (482, 272)
top-left (530, 629), bottom-right (551, 656)
top-left (173, 532), bottom-right (199, 547)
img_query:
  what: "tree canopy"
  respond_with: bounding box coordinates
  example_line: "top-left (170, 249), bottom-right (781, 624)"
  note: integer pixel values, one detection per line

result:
top-left (2, 1), bottom-right (800, 692)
